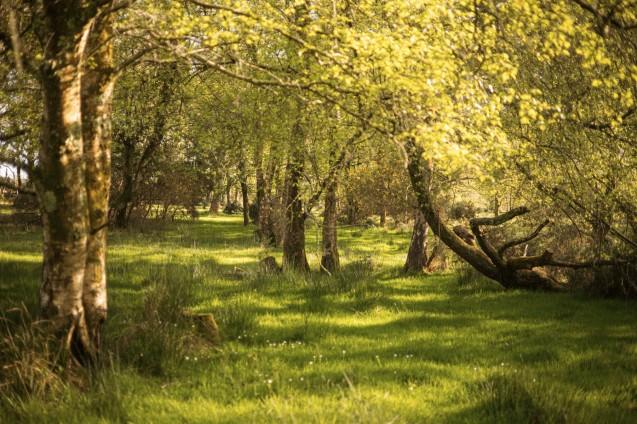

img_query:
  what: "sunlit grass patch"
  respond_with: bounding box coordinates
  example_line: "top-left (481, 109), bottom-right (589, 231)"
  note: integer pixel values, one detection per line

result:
top-left (0, 214), bottom-right (636, 423)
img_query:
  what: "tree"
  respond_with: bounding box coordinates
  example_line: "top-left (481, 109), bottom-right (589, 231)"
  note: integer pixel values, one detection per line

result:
top-left (0, 0), bottom-right (122, 361)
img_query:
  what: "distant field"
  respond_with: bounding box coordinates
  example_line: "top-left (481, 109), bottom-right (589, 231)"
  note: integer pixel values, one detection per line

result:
top-left (1, 215), bottom-right (636, 423)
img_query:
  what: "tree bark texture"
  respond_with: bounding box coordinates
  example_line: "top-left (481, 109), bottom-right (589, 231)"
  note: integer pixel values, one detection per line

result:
top-left (321, 178), bottom-right (339, 273)
top-left (282, 121), bottom-right (309, 272)
top-left (35, 1), bottom-right (115, 361)
top-left (80, 14), bottom-right (114, 352)
top-left (404, 210), bottom-right (429, 273)
top-left (239, 162), bottom-right (249, 225)
top-left (34, 1), bottom-right (113, 360)
top-left (256, 150), bottom-right (278, 245)
top-left (208, 191), bottom-right (219, 215)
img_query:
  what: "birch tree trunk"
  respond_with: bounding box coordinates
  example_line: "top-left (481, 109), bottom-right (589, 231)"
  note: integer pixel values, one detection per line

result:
top-left (36, 1), bottom-right (93, 359)
top-left (33, 1), bottom-right (115, 361)
top-left (81, 14), bottom-right (115, 353)
top-left (320, 178), bottom-right (339, 273)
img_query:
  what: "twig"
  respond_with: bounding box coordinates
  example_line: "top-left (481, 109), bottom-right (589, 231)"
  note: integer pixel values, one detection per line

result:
top-left (498, 219), bottom-right (551, 256)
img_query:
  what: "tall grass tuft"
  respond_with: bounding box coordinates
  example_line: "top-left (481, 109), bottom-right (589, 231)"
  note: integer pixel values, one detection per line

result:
top-left (214, 293), bottom-right (259, 343)
top-left (115, 265), bottom-right (201, 376)
top-left (0, 305), bottom-right (67, 412)
top-left (335, 256), bottom-right (375, 293)
top-left (478, 374), bottom-right (546, 422)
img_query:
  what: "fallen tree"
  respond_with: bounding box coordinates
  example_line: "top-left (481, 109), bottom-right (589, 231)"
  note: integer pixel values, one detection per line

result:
top-left (405, 140), bottom-right (622, 292)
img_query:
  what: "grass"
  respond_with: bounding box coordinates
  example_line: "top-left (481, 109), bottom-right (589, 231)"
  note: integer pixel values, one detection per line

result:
top-left (0, 215), bottom-right (636, 423)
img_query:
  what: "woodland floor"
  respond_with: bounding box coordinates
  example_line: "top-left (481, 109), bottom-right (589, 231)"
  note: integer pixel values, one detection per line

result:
top-left (0, 211), bottom-right (636, 423)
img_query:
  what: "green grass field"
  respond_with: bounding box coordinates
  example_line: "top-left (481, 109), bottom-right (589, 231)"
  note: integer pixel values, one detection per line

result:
top-left (1, 214), bottom-right (636, 423)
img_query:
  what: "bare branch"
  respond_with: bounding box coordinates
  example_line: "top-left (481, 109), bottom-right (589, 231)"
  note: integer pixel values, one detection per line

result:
top-left (115, 46), bottom-right (156, 75)
top-left (471, 225), bottom-right (505, 268)
top-left (98, 0), bottom-right (135, 17)
top-left (498, 219), bottom-right (551, 256)
top-left (516, 162), bottom-right (637, 250)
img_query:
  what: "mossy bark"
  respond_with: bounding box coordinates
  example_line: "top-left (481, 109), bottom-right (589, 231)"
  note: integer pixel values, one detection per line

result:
top-left (282, 121), bottom-right (309, 272)
top-left (405, 140), bottom-right (565, 291)
top-left (36, 2), bottom-right (115, 361)
top-left (404, 210), bottom-right (429, 273)
top-left (81, 14), bottom-right (114, 353)
top-left (321, 179), bottom-right (340, 273)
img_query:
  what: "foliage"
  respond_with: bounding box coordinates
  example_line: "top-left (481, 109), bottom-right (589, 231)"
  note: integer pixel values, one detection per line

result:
top-left (223, 201), bottom-right (244, 215)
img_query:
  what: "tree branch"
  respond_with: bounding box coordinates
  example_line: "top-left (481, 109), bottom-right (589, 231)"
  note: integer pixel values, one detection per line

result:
top-left (470, 206), bottom-right (529, 227)
top-left (115, 46), bottom-right (156, 75)
top-left (98, 0), bottom-right (135, 17)
top-left (570, 0), bottom-right (637, 30)
top-left (507, 250), bottom-right (554, 270)
top-left (498, 219), bottom-right (551, 256)
top-left (516, 162), bottom-right (637, 250)
top-left (0, 179), bottom-right (36, 195)
top-left (471, 225), bottom-right (506, 268)
top-left (0, 129), bottom-right (26, 142)
top-left (544, 258), bottom-right (626, 269)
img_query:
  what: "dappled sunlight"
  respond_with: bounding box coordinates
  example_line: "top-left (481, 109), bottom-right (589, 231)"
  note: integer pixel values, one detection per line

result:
top-left (1, 215), bottom-right (635, 423)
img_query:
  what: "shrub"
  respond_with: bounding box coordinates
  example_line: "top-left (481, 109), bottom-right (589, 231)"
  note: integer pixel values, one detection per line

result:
top-left (449, 200), bottom-right (477, 220)
top-left (223, 202), bottom-right (243, 215)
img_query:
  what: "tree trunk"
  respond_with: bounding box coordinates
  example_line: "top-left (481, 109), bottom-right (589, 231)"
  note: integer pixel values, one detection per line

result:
top-left (255, 165), bottom-right (265, 220)
top-left (426, 237), bottom-right (449, 272)
top-left (112, 137), bottom-right (134, 227)
top-left (208, 191), bottom-right (219, 215)
top-left (225, 176), bottom-right (232, 207)
top-left (239, 161), bottom-right (249, 225)
top-left (404, 210), bottom-right (429, 273)
top-left (282, 122), bottom-right (309, 272)
top-left (321, 178), bottom-right (340, 273)
top-left (35, 2), bottom-right (110, 361)
top-left (494, 194), bottom-right (500, 218)
top-left (405, 139), bottom-right (565, 291)
top-left (380, 207), bottom-right (387, 227)
top-left (257, 155), bottom-right (277, 245)
top-left (80, 14), bottom-right (114, 354)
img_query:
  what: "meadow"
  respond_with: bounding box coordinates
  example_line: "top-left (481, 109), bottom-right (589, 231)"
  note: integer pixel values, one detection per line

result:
top-left (0, 213), bottom-right (636, 423)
